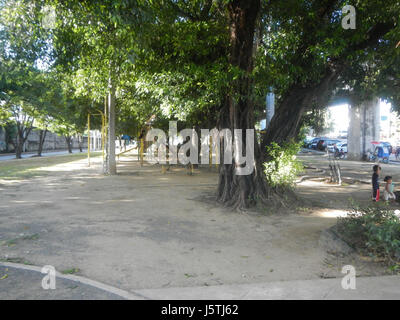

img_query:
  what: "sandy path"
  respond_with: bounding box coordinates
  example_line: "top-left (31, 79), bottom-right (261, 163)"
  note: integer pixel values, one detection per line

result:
top-left (0, 154), bottom-right (388, 291)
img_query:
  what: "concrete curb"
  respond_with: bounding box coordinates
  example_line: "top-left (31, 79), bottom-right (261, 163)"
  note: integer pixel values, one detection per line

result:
top-left (2, 261), bottom-right (400, 300)
top-left (135, 275), bottom-right (400, 300)
top-left (0, 262), bottom-right (149, 300)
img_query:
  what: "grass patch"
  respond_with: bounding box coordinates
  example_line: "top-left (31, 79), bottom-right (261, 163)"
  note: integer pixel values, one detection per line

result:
top-left (184, 273), bottom-right (196, 278)
top-left (336, 202), bottom-right (400, 272)
top-left (0, 152), bottom-right (101, 180)
top-left (1, 239), bottom-right (18, 247)
top-left (0, 234), bottom-right (39, 247)
top-left (0, 257), bottom-right (34, 265)
top-left (61, 268), bottom-right (80, 275)
top-left (21, 233), bottom-right (39, 241)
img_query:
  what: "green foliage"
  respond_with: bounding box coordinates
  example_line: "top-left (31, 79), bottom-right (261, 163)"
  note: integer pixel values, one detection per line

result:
top-left (264, 141), bottom-right (303, 188)
top-left (302, 107), bottom-right (335, 136)
top-left (2, 0), bottom-right (400, 164)
top-left (255, 0), bottom-right (400, 119)
top-left (61, 267), bottom-right (80, 275)
top-left (337, 203), bottom-right (400, 268)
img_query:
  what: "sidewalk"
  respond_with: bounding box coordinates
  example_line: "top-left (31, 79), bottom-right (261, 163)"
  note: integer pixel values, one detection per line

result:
top-left (1, 262), bottom-right (400, 300)
top-left (136, 275), bottom-right (400, 300)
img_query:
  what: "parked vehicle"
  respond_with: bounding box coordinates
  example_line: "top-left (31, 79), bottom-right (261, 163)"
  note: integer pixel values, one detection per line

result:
top-left (325, 139), bottom-right (342, 152)
top-left (314, 137), bottom-right (331, 150)
top-left (316, 139), bottom-right (325, 150)
top-left (338, 143), bottom-right (347, 153)
top-left (380, 142), bottom-right (393, 154)
top-left (327, 141), bottom-right (345, 152)
top-left (307, 137), bottom-right (321, 149)
top-left (303, 137), bottom-right (314, 148)
top-left (306, 137), bottom-right (345, 152)
top-left (368, 144), bottom-right (390, 163)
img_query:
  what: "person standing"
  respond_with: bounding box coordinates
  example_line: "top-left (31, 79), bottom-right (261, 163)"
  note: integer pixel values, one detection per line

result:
top-left (372, 165), bottom-right (381, 202)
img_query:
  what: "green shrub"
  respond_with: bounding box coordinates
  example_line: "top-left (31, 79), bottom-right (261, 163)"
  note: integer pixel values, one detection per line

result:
top-left (264, 141), bottom-right (304, 188)
top-left (337, 203), bottom-right (400, 268)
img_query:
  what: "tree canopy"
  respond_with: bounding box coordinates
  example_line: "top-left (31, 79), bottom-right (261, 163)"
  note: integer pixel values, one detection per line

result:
top-left (1, 0), bottom-right (399, 207)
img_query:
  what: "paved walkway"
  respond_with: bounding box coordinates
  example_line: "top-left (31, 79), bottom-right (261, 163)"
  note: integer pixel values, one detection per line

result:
top-left (136, 275), bottom-right (400, 300)
top-left (1, 262), bottom-right (400, 300)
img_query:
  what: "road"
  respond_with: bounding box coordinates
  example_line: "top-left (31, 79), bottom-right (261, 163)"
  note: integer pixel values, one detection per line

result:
top-left (302, 148), bottom-right (400, 164)
top-left (0, 145), bottom-right (132, 162)
top-left (0, 149), bottom-right (82, 161)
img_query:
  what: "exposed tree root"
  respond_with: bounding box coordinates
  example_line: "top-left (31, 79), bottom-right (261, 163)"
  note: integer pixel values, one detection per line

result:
top-left (216, 163), bottom-right (300, 213)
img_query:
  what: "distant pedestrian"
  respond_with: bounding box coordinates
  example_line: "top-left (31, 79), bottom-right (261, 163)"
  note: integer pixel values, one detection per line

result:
top-left (396, 147), bottom-right (400, 160)
top-left (372, 165), bottom-right (381, 202)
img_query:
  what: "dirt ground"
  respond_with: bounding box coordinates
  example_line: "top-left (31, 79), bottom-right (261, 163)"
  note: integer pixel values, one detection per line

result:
top-left (0, 152), bottom-right (396, 292)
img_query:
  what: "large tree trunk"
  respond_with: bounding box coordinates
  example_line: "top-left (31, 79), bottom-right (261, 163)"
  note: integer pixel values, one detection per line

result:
top-left (104, 72), bottom-right (117, 175)
top-left (78, 134), bottom-right (83, 153)
top-left (217, 0), bottom-right (267, 209)
top-left (261, 67), bottom-right (342, 157)
top-left (15, 138), bottom-right (23, 159)
top-left (15, 123), bottom-right (32, 159)
top-left (37, 129), bottom-right (48, 157)
top-left (65, 136), bottom-right (73, 154)
top-left (262, 86), bottom-right (310, 148)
